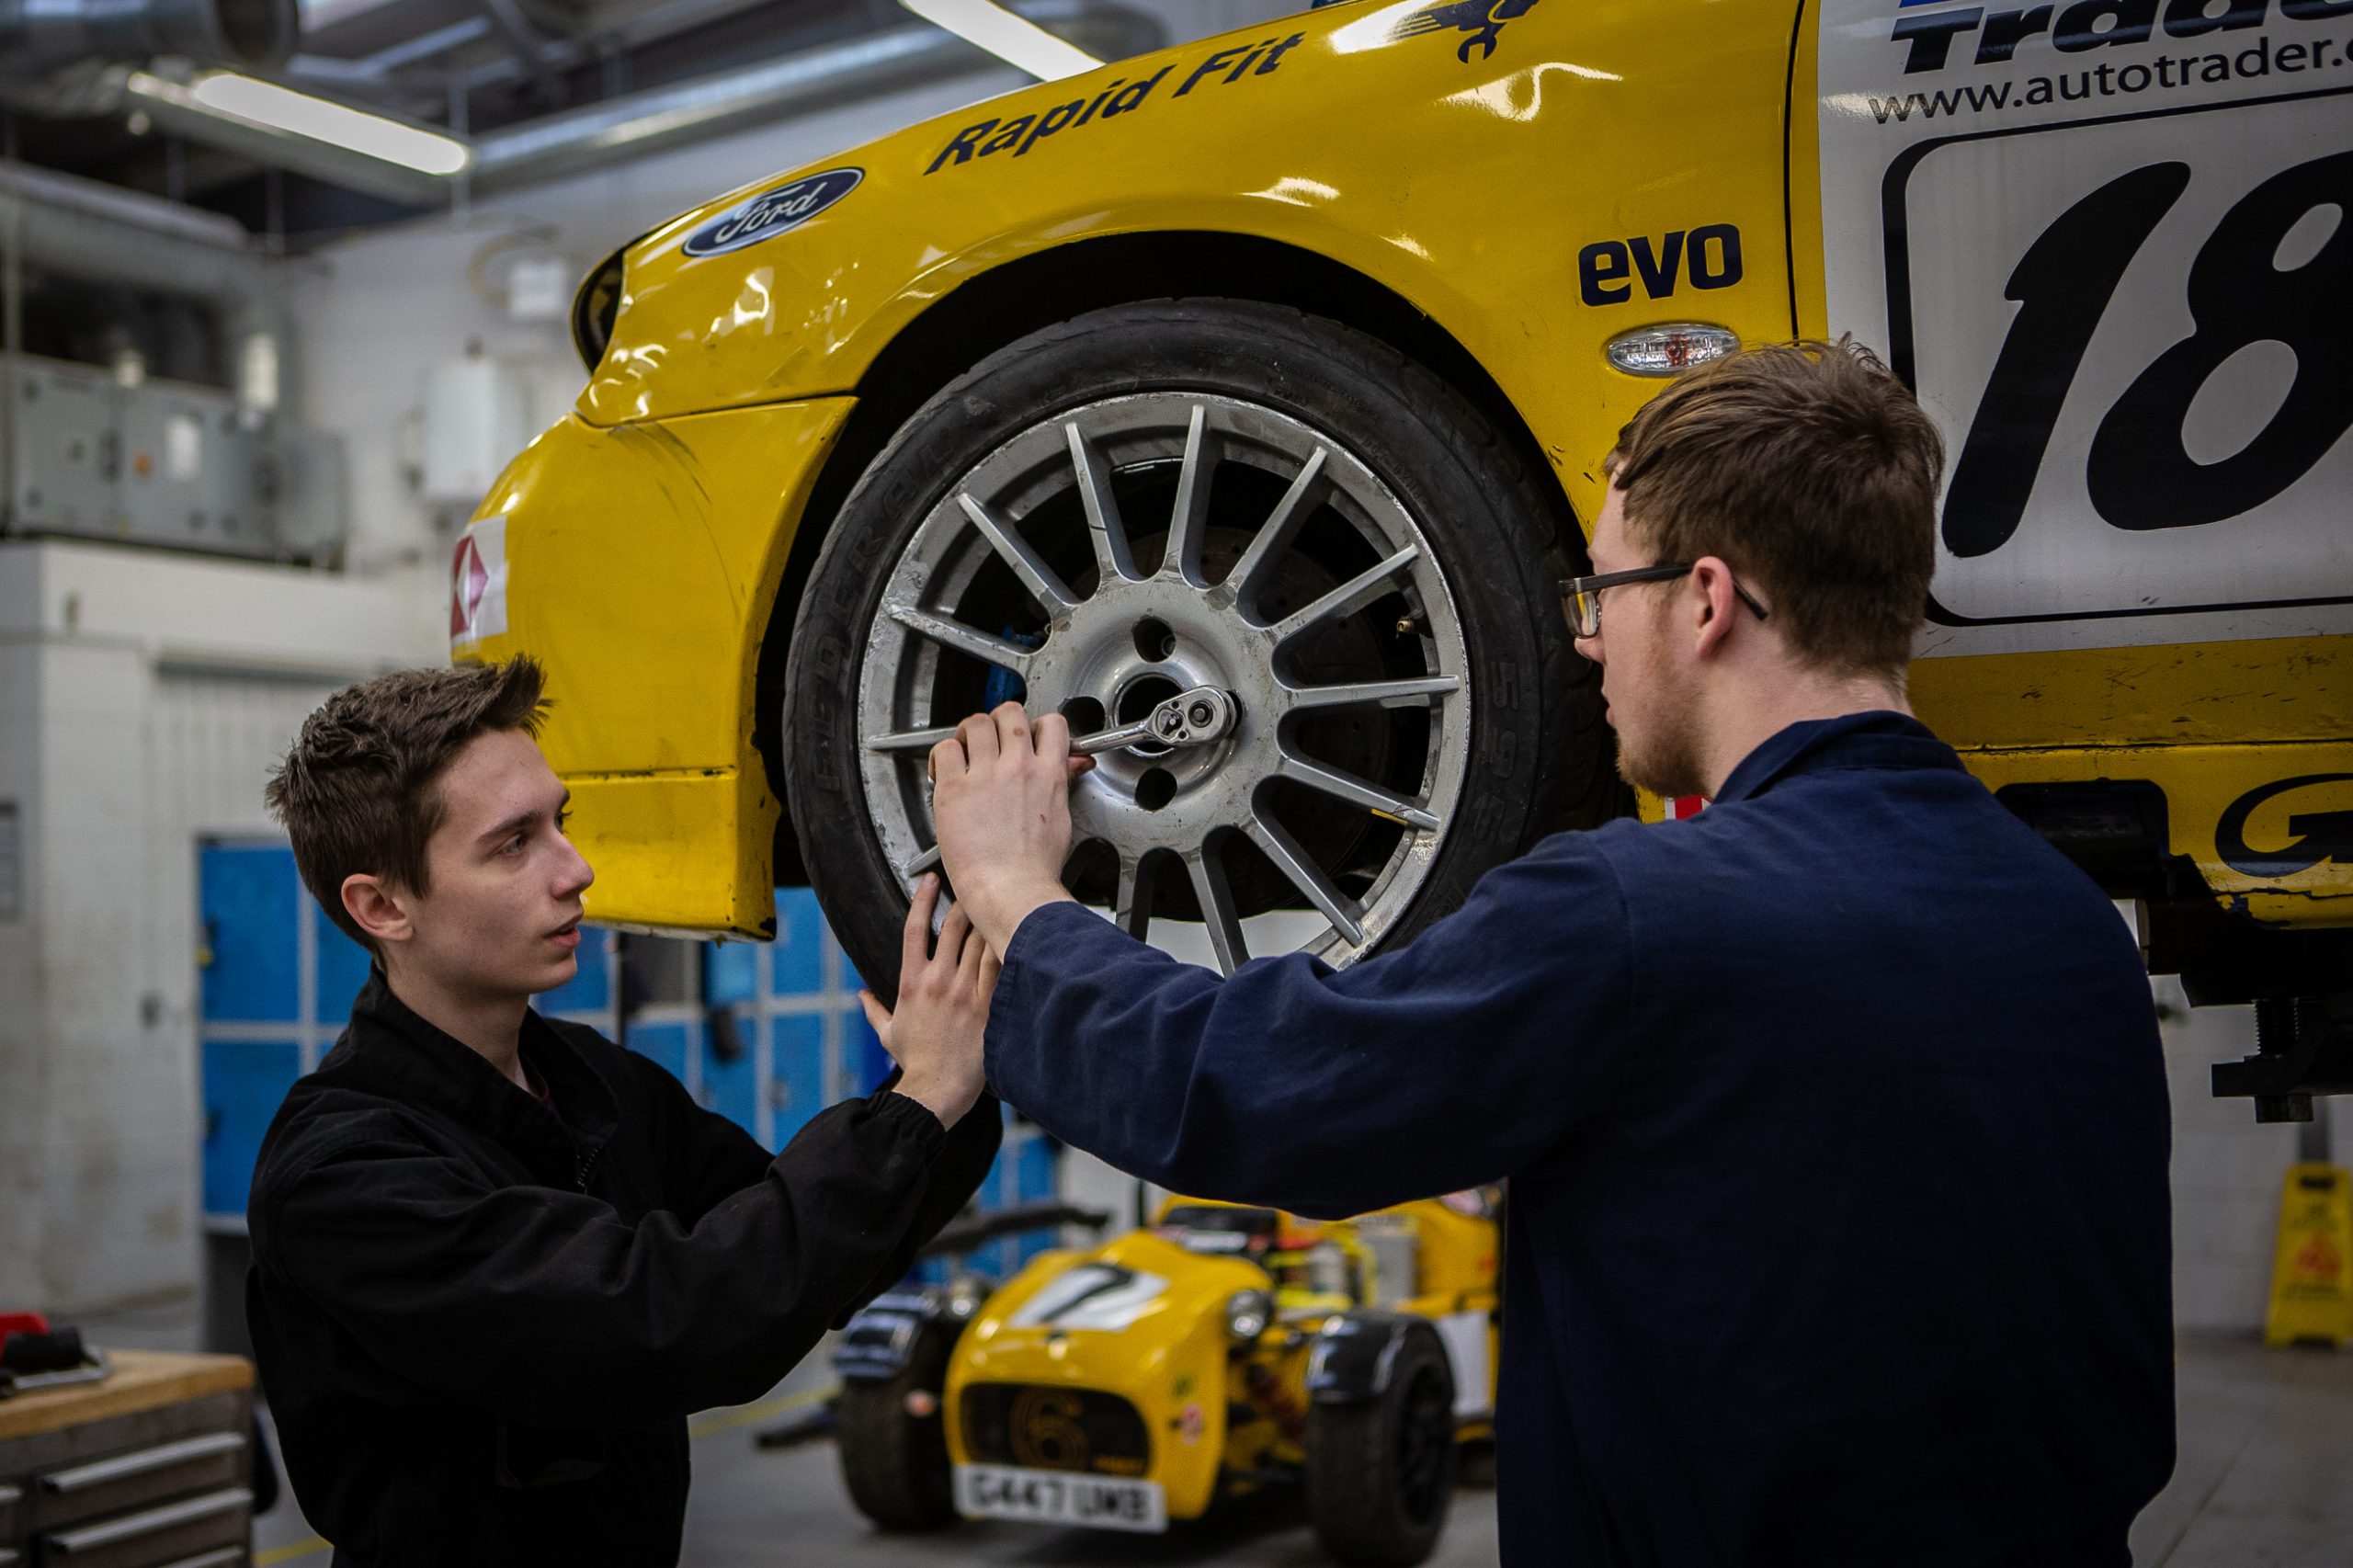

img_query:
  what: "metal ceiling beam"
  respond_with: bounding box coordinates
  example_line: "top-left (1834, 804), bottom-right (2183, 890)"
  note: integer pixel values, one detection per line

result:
top-left (118, 0), bottom-right (1162, 205)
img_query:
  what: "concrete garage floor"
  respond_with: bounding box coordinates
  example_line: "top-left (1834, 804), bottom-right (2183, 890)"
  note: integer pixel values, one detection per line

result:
top-left (2132, 1336), bottom-right (2353, 1567)
top-left (244, 1334), bottom-right (2353, 1567)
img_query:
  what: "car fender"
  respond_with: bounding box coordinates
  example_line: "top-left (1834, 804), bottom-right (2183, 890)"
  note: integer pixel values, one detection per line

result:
top-left (1304, 1311), bottom-right (1450, 1407)
top-left (835, 1286), bottom-right (972, 1384)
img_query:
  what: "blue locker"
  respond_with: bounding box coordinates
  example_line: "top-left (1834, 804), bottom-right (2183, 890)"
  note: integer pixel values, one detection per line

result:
top-left (538, 928), bottom-right (613, 1020)
top-left (628, 1019), bottom-right (692, 1091)
top-left (201, 1038), bottom-right (301, 1216)
top-left (704, 943), bottom-right (758, 1008)
top-left (313, 898), bottom-right (373, 1029)
top-left (770, 888), bottom-right (824, 994)
top-left (768, 1014), bottom-right (826, 1150)
top-left (199, 843), bottom-right (311, 1222)
top-left (701, 1017), bottom-right (757, 1132)
top-left (199, 845), bottom-right (301, 1024)
top-left (1012, 1130), bottom-right (1057, 1204)
top-left (846, 994), bottom-right (892, 1096)
top-left (697, 945), bottom-right (760, 1131)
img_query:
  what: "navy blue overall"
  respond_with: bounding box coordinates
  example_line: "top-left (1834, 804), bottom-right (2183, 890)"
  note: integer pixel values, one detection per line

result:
top-left (985, 712), bottom-right (2175, 1566)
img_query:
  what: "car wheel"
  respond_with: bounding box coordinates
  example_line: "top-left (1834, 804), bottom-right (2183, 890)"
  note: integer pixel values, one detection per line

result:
top-left (834, 1333), bottom-right (959, 1531)
top-left (782, 300), bottom-right (1608, 993)
top-left (1303, 1328), bottom-right (1457, 1567)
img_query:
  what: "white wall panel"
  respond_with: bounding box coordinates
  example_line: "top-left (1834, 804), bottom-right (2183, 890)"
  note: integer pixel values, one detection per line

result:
top-left (0, 540), bottom-right (438, 1317)
top-left (0, 631), bottom-right (45, 1293)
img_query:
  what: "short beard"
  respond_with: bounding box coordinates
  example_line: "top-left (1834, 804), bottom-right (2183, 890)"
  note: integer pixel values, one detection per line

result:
top-left (1610, 670), bottom-right (1709, 802)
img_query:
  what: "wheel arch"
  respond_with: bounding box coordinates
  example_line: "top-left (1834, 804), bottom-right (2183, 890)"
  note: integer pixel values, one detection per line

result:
top-left (753, 229), bottom-right (1587, 886)
top-left (1302, 1310), bottom-right (1452, 1407)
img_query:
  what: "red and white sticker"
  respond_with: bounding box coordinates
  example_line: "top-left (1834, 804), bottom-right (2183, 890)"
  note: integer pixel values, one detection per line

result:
top-left (449, 518), bottom-right (508, 650)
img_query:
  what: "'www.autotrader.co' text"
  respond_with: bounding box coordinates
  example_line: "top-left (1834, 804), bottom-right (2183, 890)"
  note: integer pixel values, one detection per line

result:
top-left (1865, 28), bottom-right (2345, 119)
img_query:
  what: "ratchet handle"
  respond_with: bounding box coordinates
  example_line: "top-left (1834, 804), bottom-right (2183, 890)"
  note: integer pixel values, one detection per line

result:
top-left (1071, 718), bottom-right (1161, 756)
top-left (1070, 687), bottom-right (1233, 756)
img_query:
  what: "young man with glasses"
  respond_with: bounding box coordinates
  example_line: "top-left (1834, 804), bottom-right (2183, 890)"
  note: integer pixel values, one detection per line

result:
top-left (925, 341), bottom-right (2175, 1566)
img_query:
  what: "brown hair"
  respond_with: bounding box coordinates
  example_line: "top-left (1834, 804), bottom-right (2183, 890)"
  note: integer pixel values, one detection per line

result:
top-left (1605, 339), bottom-right (1944, 676)
top-left (265, 658), bottom-right (550, 950)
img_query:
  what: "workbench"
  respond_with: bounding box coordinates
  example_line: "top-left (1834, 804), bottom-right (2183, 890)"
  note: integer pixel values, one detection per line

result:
top-left (0, 1349), bottom-right (256, 1567)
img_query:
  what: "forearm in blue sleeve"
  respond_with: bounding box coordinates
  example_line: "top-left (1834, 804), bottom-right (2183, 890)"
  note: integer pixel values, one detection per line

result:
top-left (983, 835), bottom-right (1635, 1218)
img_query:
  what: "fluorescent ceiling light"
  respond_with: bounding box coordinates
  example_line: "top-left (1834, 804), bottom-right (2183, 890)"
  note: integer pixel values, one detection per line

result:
top-left (131, 71), bottom-right (472, 176)
top-left (899, 0), bottom-right (1102, 81)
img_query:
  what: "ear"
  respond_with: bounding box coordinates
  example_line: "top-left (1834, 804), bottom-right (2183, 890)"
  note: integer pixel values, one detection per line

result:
top-left (1688, 556), bottom-right (1743, 661)
top-left (343, 872), bottom-right (415, 949)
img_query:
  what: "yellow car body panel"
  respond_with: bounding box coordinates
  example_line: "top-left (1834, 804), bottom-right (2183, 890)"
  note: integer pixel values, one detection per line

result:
top-left (1961, 744), bottom-right (2353, 922)
top-left (1913, 638), bottom-right (2348, 926)
top-left (457, 397), bottom-right (847, 935)
top-left (472, 0), bottom-right (2349, 940)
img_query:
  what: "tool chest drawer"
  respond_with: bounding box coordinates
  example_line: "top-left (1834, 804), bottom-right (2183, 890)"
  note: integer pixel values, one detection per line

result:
top-left (0, 1350), bottom-right (256, 1568)
top-left (32, 1432), bottom-right (249, 1532)
top-left (37, 1486), bottom-right (251, 1568)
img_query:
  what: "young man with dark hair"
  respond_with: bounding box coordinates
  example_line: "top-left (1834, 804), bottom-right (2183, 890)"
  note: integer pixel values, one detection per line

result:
top-left (927, 343), bottom-right (2176, 1564)
top-left (248, 656), bottom-right (998, 1567)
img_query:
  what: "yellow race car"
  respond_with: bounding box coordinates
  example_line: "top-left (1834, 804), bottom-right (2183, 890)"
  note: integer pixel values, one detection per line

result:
top-left (459, 0), bottom-right (2351, 1108)
top-left (830, 1194), bottom-right (1502, 1565)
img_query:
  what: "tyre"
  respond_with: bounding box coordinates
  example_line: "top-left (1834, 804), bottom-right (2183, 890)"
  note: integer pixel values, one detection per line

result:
top-left (834, 1337), bottom-right (959, 1531)
top-left (1304, 1328), bottom-right (1458, 1567)
top-left (782, 300), bottom-right (1608, 995)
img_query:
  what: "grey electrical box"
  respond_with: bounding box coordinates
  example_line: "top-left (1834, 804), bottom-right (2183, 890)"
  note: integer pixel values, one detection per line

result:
top-left (10, 359), bottom-right (119, 535)
top-left (4, 354), bottom-right (347, 562)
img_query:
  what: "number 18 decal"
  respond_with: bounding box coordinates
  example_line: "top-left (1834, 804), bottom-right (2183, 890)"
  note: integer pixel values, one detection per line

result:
top-left (1883, 90), bottom-right (2351, 652)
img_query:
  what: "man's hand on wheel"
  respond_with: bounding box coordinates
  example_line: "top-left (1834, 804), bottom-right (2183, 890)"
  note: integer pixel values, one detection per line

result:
top-left (930, 701), bottom-right (1090, 957)
top-left (861, 874), bottom-right (994, 1130)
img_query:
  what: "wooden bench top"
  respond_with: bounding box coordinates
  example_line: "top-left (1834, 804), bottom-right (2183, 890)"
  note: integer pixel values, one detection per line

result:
top-left (0, 1348), bottom-right (254, 1443)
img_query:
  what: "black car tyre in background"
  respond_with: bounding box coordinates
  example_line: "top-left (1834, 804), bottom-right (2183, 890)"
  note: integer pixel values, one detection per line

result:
top-left (1303, 1327), bottom-right (1459, 1567)
top-left (782, 300), bottom-right (1610, 997)
top-left (833, 1317), bottom-right (961, 1531)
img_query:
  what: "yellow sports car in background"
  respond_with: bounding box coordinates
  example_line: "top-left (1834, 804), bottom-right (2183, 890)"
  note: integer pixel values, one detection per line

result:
top-left (830, 1194), bottom-right (1502, 1565)
top-left (456, 0), bottom-right (2350, 1108)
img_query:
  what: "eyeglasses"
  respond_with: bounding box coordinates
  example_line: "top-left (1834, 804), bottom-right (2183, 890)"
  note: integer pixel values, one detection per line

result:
top-left (1558, 563), bottom-right (1770, 639)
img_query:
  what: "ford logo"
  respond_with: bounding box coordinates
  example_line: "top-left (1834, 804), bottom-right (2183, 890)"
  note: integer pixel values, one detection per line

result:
top-left (682, 167), bottom-right (863, 258)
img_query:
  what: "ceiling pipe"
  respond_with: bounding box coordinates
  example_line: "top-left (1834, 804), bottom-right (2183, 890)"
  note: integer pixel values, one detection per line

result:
top-left (0, 157), bottom-right (250, 255)
top-left (117, 0), bottom-right (1163, 206)
top-left (0, 0), bottom-right (296, 75)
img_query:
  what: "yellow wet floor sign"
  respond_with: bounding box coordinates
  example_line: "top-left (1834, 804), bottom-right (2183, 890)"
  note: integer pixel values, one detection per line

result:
top-left (2266, 1162), bottom-right (2353, 1349)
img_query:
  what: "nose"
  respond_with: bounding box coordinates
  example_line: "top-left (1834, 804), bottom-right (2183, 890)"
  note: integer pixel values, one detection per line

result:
top-left (555, 832), bottom-right (595, 897)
